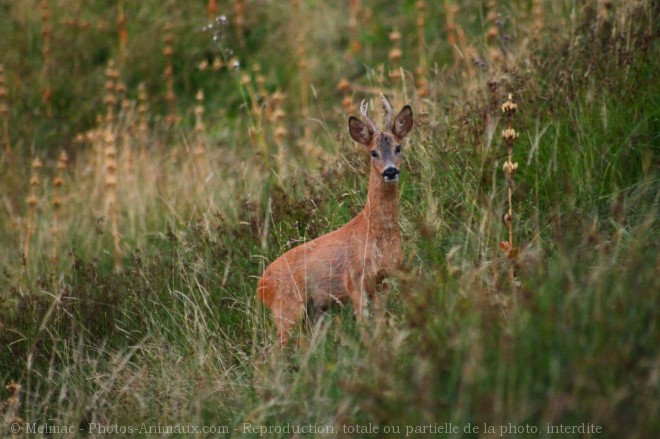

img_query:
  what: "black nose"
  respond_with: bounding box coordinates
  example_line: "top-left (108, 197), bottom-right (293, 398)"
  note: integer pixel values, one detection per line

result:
top-left (382, 167), bottom-right (399, 180)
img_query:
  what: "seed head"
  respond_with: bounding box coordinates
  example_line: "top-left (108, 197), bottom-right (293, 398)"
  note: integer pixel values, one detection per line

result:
top-left (336, 78), bottom-right (351, 93)
top-left (502, 161), bottom-right (519, 173)
top-left (272, 108), bottom-right (285, 121)
top-left (389, 31), bottom-right (401, 43)
top-left (389, 70), bottom-right (403, 81)
top-left (274, 126), bottom-right (287, 141)
top-left (6, 381), bottom-right (21, 394)
top-left (272, 90), bottom-right (286, 102)
top-left (502, 128), bottom-right (519, 141)
top-left (256, 75), bottom-right (266, 88)
top-left (104, 131), bottom-right (116, 146)
top-left (105, 175), bottom-right (117, 187)
top-left (388, 48), bottom-right (402, 62)
top-left (502, 94), bottom-right (518, 114)
top-left (342, 96), bottom-right (354, 112)
top-left (104, 94), bottom-right (117, 106)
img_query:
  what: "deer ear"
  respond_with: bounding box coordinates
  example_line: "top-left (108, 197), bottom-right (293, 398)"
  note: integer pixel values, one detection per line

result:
top-left (348, 116), bottom-right (374, 145)
top-left (392, 105), bottom-right (413, 139)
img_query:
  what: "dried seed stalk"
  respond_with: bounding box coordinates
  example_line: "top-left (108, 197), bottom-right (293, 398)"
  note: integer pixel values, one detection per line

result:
top-left (51, 151), bottom-right (68, 263)
top-left (0, 65), bottom-right (10, 157)
top-left (500, 94), bottom-right (520, 287)
top-left (24, 157), bottom-right (43, 262)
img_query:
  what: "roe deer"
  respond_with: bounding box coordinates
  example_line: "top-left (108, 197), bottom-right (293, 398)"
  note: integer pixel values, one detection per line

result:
top-left (257, 95), bottom-right (413, 346)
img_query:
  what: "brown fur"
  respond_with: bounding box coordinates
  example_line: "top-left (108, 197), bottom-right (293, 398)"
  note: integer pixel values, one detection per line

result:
top-left (257, 100), bottom-right (413, 346)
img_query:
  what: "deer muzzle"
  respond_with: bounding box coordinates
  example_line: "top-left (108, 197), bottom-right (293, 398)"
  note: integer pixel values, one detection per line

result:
top-left (382, 166), bottom-right (400, 182)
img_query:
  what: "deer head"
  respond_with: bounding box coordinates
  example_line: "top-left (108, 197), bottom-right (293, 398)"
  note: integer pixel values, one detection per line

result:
top-left (348, 95), bottom-right (413, 183)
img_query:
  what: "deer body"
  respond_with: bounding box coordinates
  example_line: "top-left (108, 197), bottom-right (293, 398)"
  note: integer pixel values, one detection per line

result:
top-left (257, 97), bottom-right (413, 346)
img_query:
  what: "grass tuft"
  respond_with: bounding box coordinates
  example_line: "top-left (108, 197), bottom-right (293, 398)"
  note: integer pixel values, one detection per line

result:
top-left (1, 1), bottom-right (658, 438)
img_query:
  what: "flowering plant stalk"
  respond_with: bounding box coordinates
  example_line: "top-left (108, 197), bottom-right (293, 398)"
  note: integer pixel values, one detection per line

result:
top-left (500, 94), bottom-right (519, 286)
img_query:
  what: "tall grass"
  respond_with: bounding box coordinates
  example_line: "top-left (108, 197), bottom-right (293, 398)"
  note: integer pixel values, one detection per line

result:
top-left (1, 1), bottom-right (658, 438)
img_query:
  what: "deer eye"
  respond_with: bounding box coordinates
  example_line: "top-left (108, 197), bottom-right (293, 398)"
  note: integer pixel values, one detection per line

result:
top-left (370, 150), bottom-right (378, 158)
top-left (395, 145), bottom-right (401, 154)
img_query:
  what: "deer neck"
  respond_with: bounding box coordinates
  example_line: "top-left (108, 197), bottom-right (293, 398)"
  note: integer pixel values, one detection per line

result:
top-left (363, 165), bottom-right (399, 232)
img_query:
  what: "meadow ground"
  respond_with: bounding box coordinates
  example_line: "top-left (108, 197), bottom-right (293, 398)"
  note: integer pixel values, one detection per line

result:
top-left (0, 1), bottom-right (658, 438)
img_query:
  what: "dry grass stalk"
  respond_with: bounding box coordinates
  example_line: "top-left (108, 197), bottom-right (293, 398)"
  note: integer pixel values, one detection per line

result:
top-left (137, 82), bottom-right (149, 163)
top-left (51, 151), bottom-right (69, 263)
top-left (63, 9), bottom-right (90, 32)
top-left (234, 0), bottom-right (246, 48)
top-left (444, 0), bottom-right (458, 50)
top-left (270, 91), bottom-right (288, 178)
top-left (444, 1), bottom-right (474, 80)
top-left (116, 81), bottom-right (134, 178)
top-left (388, 30), bottom-right (402, 84)
top-left (239, 71), bottom-right (256, 113)
top-left (486, 0), bottom-right (499, 41)
top-left (24, 157), bottom-right (43, 263)
top-left (40, 0), bottom-right (52, 118)
top-left (163, 24), bottom-right (179, 125)
top-left (499, 93), bottom-right (520, 287)
top-left (104, 60), bottom-right (119, 126)
top-left (444, 0), bottom-right (460, 67)
top-left (532, 0), bottom-right (543, 34)
top-left (193, 89), bottom-right (208, 189)
top-left (207, 0), bottom-right (218, 18)
top-left (455, 20), bottom-right (476, 81)
top-left (291, 0), bottom-right (322, 164)
top-left (117, 0), bottom-right (128, 57)
top-left (100, 64), bottom-right (123, 270)
top-left (240, 69), bottom-right (269, 167)
top-left (486, 0), bottom-right (503, 64)
top-left (347, 0), bottom-right (362, 58)
top-left (253, 64), bottom-right (268, 103)
top-left (104, 129), bottom-right (122, 272)
top-left (0, 65), bottom-right (10, 158)
top-left (596, 0), bottom-right (612, 30)
top-left (117, 81), bottom-right (129, 113)
top-left (415, 1), bottom-right (429, 99)
top-left (337, 78), bottom-right (356, 114)
top-left (90, 115), bottom-right (105, 202)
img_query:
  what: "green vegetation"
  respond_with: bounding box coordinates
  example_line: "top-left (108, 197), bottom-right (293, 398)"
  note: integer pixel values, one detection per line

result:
top-left (1, 0), bottom-right (658, 437)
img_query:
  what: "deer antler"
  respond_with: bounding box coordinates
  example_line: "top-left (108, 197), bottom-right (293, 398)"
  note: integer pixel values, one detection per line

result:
top-left (360, 99), bottom-right (379, 134)
top-left (380, 94), bottom-right (392, 131)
